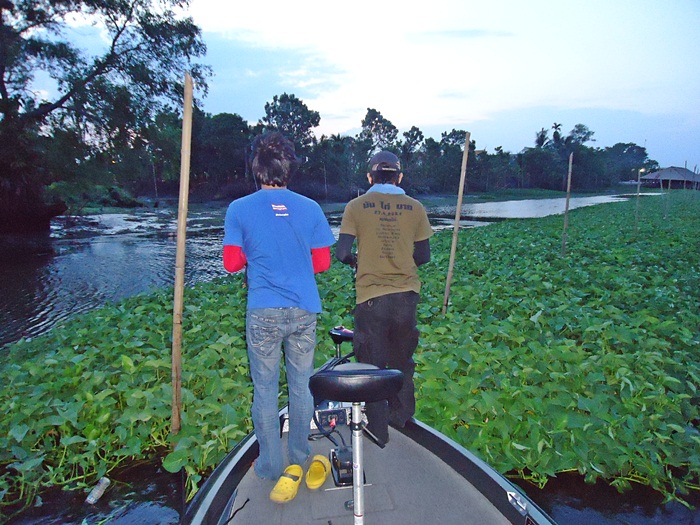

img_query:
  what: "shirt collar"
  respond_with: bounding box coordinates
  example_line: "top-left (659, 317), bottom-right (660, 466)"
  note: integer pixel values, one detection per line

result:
top-left (367, 184), bottom-right (405, 195)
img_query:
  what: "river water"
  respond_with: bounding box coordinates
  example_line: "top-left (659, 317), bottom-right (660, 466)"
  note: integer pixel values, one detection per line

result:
top-left (0, 195), bottom-right (630, 348)
top-left (4, 193), bottom-right (698, 524)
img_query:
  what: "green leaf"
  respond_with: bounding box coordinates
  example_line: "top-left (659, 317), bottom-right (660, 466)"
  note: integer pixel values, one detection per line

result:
top-left (529, 310), bottom-right (543, 324)
top-left (9, 424), bottom-right (29, 443)
top-left (162, 448), bottom-right (189, 473)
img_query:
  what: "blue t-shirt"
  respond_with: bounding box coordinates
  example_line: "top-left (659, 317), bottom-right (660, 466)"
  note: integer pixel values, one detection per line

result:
top-left (224, 189), bottom-right (336, 313)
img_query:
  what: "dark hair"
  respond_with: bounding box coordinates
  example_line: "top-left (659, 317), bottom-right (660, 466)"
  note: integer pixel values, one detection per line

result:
top-left (250, 132), bottom-right (299, 187)
top-left (370, 165), bottom-right (401, 184)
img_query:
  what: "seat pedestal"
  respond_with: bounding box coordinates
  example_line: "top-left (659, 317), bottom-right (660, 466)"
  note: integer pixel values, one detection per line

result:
top-left (309, 362), bottom-right (404, 525)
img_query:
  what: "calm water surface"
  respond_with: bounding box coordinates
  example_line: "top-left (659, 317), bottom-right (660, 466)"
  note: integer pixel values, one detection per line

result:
top-left (6, 194), bottom-right (697, 525)
top-left (1, 206), bottom-right (225, 347)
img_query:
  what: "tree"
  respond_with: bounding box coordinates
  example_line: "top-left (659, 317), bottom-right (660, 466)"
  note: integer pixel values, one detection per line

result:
top-left (527, 123), bottom-right (599, 190)
top-left (192, 111), bottom-right (250, 187)
top-left (141, 109), bottom-right (183, 194)
top-left (435, 129), bottom-right (469, 192)
top-left (357, 108), bottom-right (398, 153)
top-left (398, 126), bottom-right (424, 184)
top-left (552, 122), bottom-right (562, 145)
top-left (556, 125), bottom-right (595, 189)
top-left (471, 146), bottom-right (518, 192)
top-left (415, 137), bottom-right (441, 192)
top-left (303, 133), bottom-right (356, 200)
top-left (0, 0), bottom-right (209, 232)
top-left (399, 126), bottom-right (424, 157)
top-left (535, 127), bottom-right (549, 148)
top-left (520, 147), bottom-right (564, 190)
top-left (566, 124), bottom-right (595, 146)
top-left (260, 93), bottom-right (320, 154)
top-left (602, 142), bottom-right (656, 184)
top-left (570, 144), bottom-right (607, 190)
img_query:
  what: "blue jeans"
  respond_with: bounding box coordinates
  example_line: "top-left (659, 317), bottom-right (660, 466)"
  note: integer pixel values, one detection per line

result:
top-left (246, 307), bottom-right (316, 480)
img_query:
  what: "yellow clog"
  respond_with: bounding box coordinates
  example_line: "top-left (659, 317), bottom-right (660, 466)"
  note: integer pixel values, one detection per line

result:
top-left (305, 454), bottom-right (331, 490)
top-left (269, 465), bottom-right (303, 503)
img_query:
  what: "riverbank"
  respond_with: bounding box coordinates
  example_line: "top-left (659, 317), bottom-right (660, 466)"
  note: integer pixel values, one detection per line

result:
top-left (1, 191), bottom-right (698, 523)
top-left (70, 186), bottom-right (646, 216)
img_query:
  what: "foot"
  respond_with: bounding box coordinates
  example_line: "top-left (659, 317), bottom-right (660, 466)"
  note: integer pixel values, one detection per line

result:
top-left (389, 417), bottom-right (407, 429)
top-left (269, 465), bottom-right (303, 503)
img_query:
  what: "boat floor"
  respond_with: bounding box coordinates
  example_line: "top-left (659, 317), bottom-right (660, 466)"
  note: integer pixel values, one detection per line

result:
top-left (226, 425), bottom-right (511, 525)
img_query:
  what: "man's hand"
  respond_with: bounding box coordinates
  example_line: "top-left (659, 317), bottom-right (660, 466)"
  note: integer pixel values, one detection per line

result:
top-left (335, 233), bottom-right (357, 267)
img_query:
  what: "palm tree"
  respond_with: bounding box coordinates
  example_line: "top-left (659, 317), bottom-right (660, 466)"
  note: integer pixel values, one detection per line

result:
top-left (535, 127), bottom-right (549, 148)
top-left (552, 123), bottom-right (562, 145)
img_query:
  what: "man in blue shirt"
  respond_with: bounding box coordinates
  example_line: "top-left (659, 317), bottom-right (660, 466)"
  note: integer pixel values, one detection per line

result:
top-left (224, 132), bottom-right (335, 502)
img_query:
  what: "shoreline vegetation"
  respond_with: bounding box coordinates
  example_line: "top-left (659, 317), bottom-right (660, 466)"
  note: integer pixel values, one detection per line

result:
top-left (1, 191), bottom-right (698, 519)
top-left (57, 186), bottom-right (652, 227)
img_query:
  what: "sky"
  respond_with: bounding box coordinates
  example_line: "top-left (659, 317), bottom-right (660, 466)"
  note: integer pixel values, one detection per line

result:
top-left (177, 0), bottom-right (700, 171)
top-left (58, 1), bottom-right (697, 172)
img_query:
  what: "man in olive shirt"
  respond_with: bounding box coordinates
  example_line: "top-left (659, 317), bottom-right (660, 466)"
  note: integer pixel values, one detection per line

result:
top-left (336, 151), bottom-right (433, 444)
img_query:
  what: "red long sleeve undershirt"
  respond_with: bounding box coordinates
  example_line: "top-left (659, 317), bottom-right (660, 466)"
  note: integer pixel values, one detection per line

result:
top-left (223, 245), bottom-right (247, 273)
top-left (311, 246), bottom-right (331, 273)
top-left (223, 245), bottom-right (331, 274)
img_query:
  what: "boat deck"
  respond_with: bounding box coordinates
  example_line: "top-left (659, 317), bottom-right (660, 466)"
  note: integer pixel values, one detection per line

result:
top-left (227, 424), bottom-right (511, 525)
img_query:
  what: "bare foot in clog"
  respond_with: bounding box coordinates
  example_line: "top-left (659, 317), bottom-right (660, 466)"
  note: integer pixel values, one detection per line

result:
top-left (269, 465), bottom-right (303, 503)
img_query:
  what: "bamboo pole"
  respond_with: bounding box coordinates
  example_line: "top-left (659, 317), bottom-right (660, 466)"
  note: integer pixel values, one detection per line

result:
top-left (635, 167), bottom-right (644, 232)
top-left (560, 153), bottom-right (573, 257)
top-left (171, 73), bottom-right (194, 436)
top-left (442, 131), bottom-right (471, 314)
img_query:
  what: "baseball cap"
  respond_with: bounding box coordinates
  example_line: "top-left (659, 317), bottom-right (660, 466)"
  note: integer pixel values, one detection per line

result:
top-left (369, 151), bottom-right (401, 174)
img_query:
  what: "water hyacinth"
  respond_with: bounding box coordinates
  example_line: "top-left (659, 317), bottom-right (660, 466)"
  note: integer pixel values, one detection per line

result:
top-left (1, 191), bottom-right (698, 518)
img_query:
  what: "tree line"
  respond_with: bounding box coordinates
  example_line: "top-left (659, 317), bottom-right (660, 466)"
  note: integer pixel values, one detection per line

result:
top-left (124, 99), bottom-right (660, 207)
top-left (0, 1), bottom-right (657, 233)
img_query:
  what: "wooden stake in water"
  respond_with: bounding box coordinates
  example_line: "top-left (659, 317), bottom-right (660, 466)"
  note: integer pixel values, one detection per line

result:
top-left (442, 131), bottom-right (471, 314)
top-left (561, 153), bottom-right (573, 257)
top-left (635, 167), bottom-right (644, 232)
top-left (171, 73), bottom-right (194, 436)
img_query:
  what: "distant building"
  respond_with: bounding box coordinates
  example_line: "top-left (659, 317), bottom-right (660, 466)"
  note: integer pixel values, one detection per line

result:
top-left (641, 166), bottom-right (700, 189)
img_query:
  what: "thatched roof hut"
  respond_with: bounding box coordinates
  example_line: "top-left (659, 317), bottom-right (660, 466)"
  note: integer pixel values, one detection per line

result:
top-left (641, 167), bottom-right (700, 189)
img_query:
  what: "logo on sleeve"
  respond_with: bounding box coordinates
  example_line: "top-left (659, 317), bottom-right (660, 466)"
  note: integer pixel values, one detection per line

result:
top-left (271, 203), bottom-right (289, 217)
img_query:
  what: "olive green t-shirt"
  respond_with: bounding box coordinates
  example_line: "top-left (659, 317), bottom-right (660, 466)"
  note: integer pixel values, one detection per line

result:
top-left (339, 191), bottom-right (433, 304)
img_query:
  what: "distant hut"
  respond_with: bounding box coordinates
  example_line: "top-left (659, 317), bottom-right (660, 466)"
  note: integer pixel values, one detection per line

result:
top-left (641, 166), bottom-right (700, 190)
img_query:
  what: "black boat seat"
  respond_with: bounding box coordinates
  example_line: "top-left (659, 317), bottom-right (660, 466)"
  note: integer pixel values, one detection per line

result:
top-left (328, 326), bottom-right (354, 346)
top-left (309, 362), bottom-right (403, 404)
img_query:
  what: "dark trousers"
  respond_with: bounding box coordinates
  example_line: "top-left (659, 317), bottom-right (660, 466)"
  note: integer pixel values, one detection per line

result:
top-left (353, 291), bottom-right (420, 443)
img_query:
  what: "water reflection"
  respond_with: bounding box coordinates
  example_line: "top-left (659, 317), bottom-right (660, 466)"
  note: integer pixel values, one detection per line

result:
top-left (434, 194), bottom-right (628, 219)
top-left (0, 195), bottom-right (627, 348)
top-left (1, 208), bottom-right (228, 347)
top-left (6, 462), bottom-right (182, 525)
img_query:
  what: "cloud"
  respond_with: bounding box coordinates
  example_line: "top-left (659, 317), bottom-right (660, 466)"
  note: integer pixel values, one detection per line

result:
top-left (187, 1), bottom-right (700, 166)
top-left (24, 0), bottom-right (700, 167)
